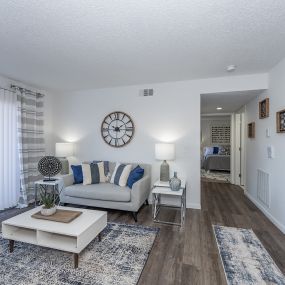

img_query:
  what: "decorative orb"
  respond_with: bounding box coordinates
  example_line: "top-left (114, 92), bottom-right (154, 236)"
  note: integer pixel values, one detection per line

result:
top-left (38, 156), bottom-right (62, 178)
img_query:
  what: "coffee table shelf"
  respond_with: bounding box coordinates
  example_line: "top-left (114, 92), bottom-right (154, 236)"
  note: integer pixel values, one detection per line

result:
top-left (2, 225), bottom-right (37, 244)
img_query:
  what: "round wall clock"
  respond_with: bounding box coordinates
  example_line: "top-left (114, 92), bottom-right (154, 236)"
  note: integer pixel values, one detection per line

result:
top-left (101, 111), bottom-right (135, 147)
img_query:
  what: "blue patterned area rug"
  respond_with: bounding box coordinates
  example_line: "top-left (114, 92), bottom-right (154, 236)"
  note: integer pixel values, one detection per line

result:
top-left (0, 223), bottom-right (159, 285)
top-left (213, 225), bottom-right (285, 285)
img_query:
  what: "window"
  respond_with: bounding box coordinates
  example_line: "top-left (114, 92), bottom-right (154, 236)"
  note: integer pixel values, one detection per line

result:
top-left (0, 89), bottom-right (20, 210)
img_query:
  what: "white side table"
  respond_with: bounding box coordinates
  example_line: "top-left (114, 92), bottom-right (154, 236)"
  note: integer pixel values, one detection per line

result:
top-left (152, 180), bottom-right (186, 228)
top-left (34, 179), bottom-right (63, 207)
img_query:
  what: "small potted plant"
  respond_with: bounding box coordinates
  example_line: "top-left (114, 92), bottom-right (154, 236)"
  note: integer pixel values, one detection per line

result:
top-left (40, 191), bottom-right (57, 216)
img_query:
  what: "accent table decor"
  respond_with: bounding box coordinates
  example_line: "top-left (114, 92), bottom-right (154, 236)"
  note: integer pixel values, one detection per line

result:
top-left (38, 156), bottom-right (62, 181)
top-left (32, 209), bottom-right (82, 223)
top-left (169, 171), bottom-right (181, 191)
top-left (155, 143), bottom-right (175, 181)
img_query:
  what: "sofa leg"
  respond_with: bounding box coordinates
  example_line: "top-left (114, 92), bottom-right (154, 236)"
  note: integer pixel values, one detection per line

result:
top-left (132, 212), bottom-right (138, 222)
top-left (145, 199), bottom-right (149, 205)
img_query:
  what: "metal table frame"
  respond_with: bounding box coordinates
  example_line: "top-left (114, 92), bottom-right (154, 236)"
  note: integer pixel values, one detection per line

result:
top-left (34, 180), bottom-right (62, 207)
top-left (152, 183), bottom-right (186, 228)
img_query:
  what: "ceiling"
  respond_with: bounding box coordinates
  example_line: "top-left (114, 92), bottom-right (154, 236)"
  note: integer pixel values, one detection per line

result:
top-left (201, 90), bottom-right (264, 114)
top-left (1, 1), bottom-right (285, 91)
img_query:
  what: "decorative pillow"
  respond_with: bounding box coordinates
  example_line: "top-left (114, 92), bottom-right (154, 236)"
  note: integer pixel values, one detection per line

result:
top-left (71, 165), bottom-right (83, 184)
top-left (110, 163), bottom-right (132, 187)
top-left (218, 146), bottom-right (226, 155)
top-left (127, 165), bottom-right (144, 189)
top-left (204, 147), bottom-right (213, 158)
top-left (82, 162), bottom-right (107, 185)
top-left (213, 146), bottom-right (219, 154)
top-left (93, 161), bottom-right (110, 177)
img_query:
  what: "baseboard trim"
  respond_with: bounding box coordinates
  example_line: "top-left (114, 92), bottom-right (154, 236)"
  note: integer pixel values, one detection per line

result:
top-left (186, 203), bottom-right (201, 210)
top-left (245, 191), bottom-right (285, 234)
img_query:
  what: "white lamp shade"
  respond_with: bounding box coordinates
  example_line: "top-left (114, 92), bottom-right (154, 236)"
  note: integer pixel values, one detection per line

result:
top-left (155, 143), bottom-right (175, 161)
top-left (55, 143), bottom-right (74, 157)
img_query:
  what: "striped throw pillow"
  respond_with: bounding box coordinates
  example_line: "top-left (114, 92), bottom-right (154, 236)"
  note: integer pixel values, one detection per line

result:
top-left (110, 163), bottom-right (132, 187)
top-left (82, 162), bottom-right (107, 185)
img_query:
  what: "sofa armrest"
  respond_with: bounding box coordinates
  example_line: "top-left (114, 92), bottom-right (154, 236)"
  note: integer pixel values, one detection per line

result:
top-left (131, 175), bottom-right (151, 210)
top-left (60, 173), bottom-right (74, 188)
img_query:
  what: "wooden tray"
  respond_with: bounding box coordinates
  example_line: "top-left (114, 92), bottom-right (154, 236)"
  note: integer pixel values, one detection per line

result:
top-left (32, 209), bottom-right (82, 223)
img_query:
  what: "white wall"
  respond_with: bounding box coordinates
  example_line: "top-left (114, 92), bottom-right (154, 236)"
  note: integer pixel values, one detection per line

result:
top-left (49, 73), bottom-right (267, 209)
top-left (245, 58), bottom-right (285, 233)
top-left (0, 74), bottom-right (53, 154)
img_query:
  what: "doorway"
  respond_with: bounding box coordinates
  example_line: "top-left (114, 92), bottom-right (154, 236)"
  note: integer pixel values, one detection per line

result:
top-left (200, 90), bottom-right (263, 186)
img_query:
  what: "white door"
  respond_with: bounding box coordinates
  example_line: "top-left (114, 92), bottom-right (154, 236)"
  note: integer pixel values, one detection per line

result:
top-left (234, 114), bottom-right (242, 185)
top-left (240, 112), bottom-right (246, 186)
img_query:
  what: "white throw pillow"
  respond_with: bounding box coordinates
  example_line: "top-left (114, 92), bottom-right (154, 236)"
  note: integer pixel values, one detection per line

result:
top-left (110, 163), bottom-right (132, 187)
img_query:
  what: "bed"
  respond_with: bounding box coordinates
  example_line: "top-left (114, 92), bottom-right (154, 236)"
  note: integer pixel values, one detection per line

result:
top-left (202, 146), bottom-right (231, 172)
top-left (203, 154), bottom-right (230, 171)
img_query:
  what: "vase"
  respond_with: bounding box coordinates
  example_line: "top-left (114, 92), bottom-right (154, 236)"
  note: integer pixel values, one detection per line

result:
top-left (41, 206), bottom-right (57, 216)
top-left (169, 172), bottom-right (181, 191)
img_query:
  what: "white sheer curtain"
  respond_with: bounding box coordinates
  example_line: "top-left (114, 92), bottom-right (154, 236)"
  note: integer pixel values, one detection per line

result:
top-left (0, 88), bottom-right (20, 210)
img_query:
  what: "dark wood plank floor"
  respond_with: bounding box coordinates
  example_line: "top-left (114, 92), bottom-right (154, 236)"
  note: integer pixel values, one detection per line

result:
top-left (1, 181), bottom-right (285, 285)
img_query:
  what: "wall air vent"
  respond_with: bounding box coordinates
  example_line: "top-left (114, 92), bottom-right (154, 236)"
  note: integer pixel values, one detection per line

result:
top-left (257, 169), bottom-right (270, 208)
top-left (139, 89), bottom-right (154, 97)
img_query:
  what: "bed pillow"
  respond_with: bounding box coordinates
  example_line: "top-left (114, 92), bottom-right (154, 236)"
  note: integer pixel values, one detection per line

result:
top-left (213, 146), bottom-right (219, 154)
top-left (71, 165), bottom-right (83, 184)
top-left (204, 147), bottom-right (213, 157)
top-left (218, 146), bottom-right (226, 155)
top-left (110, 163), bottom-right (132, 187)
top-left (127, 165), bottom-right (144, 189)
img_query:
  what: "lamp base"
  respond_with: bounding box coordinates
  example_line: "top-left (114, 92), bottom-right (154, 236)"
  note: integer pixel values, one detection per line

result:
top-left (58, 158), bottom-right (69, 175)
top-left (160, 160), bottom-right (170, 182)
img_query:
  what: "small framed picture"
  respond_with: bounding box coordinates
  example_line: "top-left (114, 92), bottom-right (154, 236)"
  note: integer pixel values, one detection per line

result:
top-left (276, 109), bottom-right (285, 133)
top-left (259, 98), bottom-right (269, 119)
top-left (248, 122), bottom-right (255, 138)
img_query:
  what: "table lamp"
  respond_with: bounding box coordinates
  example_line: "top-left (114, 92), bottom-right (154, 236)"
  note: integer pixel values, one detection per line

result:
top-left (55, 143), bottom-right (74, 175)
top-left (155, 143), bottom-right (175, 181)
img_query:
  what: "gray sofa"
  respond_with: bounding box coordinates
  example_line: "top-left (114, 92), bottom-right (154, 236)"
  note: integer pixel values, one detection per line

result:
top-left (60, 162), bottom-right (151, 221)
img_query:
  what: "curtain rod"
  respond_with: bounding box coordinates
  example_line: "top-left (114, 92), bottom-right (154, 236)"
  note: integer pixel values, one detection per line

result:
top-left (11, 84), bottom-right (45, 97)
top-left (0, 86), bottom-right (16, 93)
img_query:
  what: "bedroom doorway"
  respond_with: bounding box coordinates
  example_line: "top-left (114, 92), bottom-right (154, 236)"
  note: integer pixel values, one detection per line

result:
top-left (200, 90), bottom-right (262, 185)
top-left (200, 114), bottom-right (231, 183)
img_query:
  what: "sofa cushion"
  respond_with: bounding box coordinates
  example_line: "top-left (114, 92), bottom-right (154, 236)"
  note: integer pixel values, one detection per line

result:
top-left (71, 165), bottom-right (83, 184)
top-left (63, 183), bottom-right (131, 202)
top-left (127, 165), bottom-right (144, 189)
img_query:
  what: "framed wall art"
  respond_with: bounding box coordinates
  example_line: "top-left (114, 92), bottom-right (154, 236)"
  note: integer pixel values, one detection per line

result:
top-left (248, 122), bottom-right (255, 138)
top-left (259, 98), bottom-right (269, 119)
top-left (276, 109), bottom-right (285, 133)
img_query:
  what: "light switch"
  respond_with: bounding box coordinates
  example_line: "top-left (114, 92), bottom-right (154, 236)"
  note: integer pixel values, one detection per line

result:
top-left (267, 145), bottom-right (275, 159)
top-left (266, 128), bottom-right (271, 138)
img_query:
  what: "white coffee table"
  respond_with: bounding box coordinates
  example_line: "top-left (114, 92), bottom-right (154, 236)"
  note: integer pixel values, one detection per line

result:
top-left (2, 206), bottom-right (107, 268)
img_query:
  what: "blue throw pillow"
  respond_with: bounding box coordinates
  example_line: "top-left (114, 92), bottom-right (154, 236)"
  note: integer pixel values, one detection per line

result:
top-left (71, 165), bottom-right (83, 184)
top-left (127, 165), bottom-right (144, 189)
top-left (213, 146), bottom-right (219, 154)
